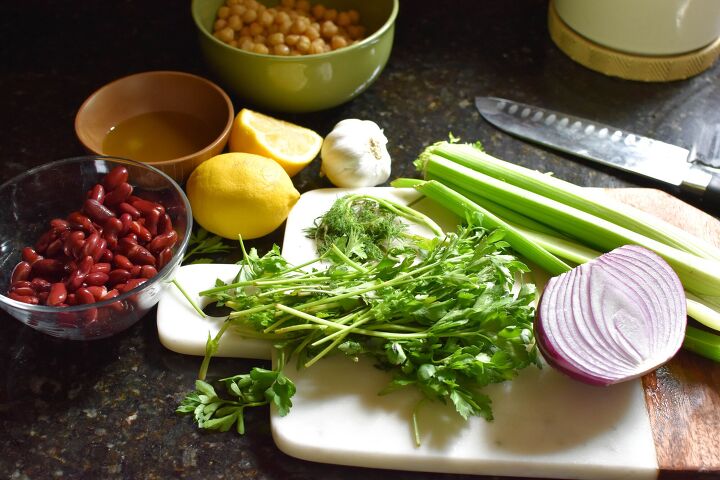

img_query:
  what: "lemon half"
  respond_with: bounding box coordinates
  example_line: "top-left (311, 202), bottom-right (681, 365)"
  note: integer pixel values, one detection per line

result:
top-left (229, 109), bottom-right (323, 177)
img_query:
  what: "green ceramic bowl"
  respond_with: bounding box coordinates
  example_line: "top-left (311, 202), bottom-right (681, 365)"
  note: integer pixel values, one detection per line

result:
top-left (191, 0), bottom-right (398, 112)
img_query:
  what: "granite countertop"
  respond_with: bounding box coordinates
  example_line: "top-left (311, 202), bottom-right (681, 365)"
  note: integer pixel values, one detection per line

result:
top-left (1, 1), bottom-right (719, 479)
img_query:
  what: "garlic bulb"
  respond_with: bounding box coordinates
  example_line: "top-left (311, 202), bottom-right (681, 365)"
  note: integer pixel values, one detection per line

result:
top-left (320, 119), bottom-right (392, 188)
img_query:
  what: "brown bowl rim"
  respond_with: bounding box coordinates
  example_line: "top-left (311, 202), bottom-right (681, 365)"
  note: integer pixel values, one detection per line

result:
top-left (74, 70), bottom-right (235, 166)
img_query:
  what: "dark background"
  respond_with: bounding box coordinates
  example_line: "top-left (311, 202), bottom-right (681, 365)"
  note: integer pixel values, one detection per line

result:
top-left (1, 1), bottom-right (718, 478)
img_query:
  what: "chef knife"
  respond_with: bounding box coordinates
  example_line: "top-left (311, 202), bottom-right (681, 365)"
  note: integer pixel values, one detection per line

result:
top-left (474, 96), bottom-right (720, 205)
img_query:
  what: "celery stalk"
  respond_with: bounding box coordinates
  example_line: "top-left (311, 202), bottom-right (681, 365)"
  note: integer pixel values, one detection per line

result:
top-left (421, 142), bottom-right (720, 262)
top-left (399, 179), bottom-right (571, 276)
top-left (684, 326), bottom-right (720, 361)
top-left (420, 153), bottom-right (720, 298)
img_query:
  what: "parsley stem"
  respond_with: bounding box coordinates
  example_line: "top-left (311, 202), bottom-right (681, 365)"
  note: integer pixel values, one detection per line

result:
top-left (171, 279), bottom-right (206, 318)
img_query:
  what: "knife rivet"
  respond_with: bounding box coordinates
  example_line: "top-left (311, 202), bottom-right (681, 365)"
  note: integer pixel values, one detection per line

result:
top-left (558, 117), bottom-right (569, 128)
top-left (625, 134), bottom-right (637, 145)
top-left (521, 108), bottom-right (530, 118)
top-left (570, 121), bottom-right (582, 130)
top-left (584, 125), bottom-right (595, 135)
top-left (611, 130), bottom-right (623, 141)
top-left (545, 114), bottom-right (556, 125)
top-left (509, 104), bottom-right (519, 114)
top-left (598, 128), bottom-right (609, 138)
top-left (532, 112), bottom-right (543, 122)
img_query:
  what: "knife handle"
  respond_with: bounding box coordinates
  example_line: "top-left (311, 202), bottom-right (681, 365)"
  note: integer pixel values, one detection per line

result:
top-left (704, 174), bottom-right (720, 208)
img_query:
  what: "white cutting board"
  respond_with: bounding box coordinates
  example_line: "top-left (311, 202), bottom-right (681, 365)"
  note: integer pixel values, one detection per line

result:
top-left (157, 188), bottom-right (658, 480)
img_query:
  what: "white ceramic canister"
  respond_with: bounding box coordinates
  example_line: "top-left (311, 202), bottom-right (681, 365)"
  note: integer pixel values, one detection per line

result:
top-left (554, 0), bottom-right (720, 55)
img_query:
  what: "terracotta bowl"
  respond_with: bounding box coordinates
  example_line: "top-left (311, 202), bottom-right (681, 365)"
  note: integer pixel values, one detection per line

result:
top-left (75, 71), bottom-right (234, 184)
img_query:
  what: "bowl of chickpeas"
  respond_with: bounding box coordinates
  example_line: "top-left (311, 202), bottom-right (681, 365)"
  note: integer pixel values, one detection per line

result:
top-left (191, 0), bottom-right (398, 112)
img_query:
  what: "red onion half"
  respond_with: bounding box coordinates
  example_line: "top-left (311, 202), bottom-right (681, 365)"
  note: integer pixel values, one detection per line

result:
top-left (536, 245), bottom-right (686, 386)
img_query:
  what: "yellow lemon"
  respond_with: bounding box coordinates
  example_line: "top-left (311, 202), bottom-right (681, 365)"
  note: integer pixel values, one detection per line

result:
top-left (228, 108), bottom-right (323, 177)
top-left (186, 152), bottom-right (300, 240)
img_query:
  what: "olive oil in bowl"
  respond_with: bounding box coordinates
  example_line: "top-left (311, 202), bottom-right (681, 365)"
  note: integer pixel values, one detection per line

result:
top-left (103, 111), bottom-right (216, 163)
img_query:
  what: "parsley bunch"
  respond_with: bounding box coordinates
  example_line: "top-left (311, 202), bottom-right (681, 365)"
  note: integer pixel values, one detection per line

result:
top-left (179, 221), bottom-right (539, 443)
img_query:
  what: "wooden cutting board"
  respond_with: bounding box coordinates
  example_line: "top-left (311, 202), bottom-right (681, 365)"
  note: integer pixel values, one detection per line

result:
top-left (157, 187), bottom-right (720, 479)
top-left (601, 188), bottom-right (720, 479)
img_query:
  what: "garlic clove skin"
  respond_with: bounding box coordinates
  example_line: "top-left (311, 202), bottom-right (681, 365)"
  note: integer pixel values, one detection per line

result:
top-left (320, 119), bottom-right (392, 188)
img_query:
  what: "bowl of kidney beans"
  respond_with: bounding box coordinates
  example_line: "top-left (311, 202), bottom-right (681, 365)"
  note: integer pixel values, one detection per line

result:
top-left (0, 156), bottom-right (192, 339)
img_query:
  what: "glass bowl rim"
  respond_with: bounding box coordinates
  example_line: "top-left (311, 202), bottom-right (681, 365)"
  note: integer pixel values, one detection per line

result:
top-left (0, 154), bottom-right (193, 314)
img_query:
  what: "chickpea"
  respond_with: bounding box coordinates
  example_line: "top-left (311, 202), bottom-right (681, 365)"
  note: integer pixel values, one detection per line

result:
top-left (268, 32), bottom-right (284, 46)
top-left (275, 11), bottom-right (291, 25)
top-left (242, 8), bottom-right (257, 23)
top-left (278, 20), bottom-right (292, 35)
top-left (215, 27), bottom-right (235, 43)
top-left (323, 9), bottom-right (337, 22)
top-left (217, 6), bottom-right (230, 19)
top-left (336, 11), bottom-right (350, 27)
top-left (311, 4), bottom-right (325, 20)
top-left (253, 34), bottom-right (266, 44)
top-left (267, 24), bottom-right (279, 34)
top-left (348, 24), bottom-right (365, 40)
top-left (296, 35), bottom-right (311, 52)
top-left (230, 4), bottom-right (245, 16)
top-left (227, 15), bottom-right (242, 30)
top-left (305, 25), bottom-right (320, 40)
top-left (285, 34), bottom-right (299, 46)
top-left (310, 38), bottom-right (326, 54)
top-left (229, 39), bottom-right (238, 47)
top-left (281, 0), bottom-right (295, 7)
top-left (321, 20), bottom-right (338, 39)
top-left (347, 9), bottom-right (360, 25)
top-left (249, 22), bottom-right (263, 36)
top-left (227, 0), bottom-right (239, 5)
top-left (296, 0), bottom-right (310, 12)
top-left (214, 18), bottom-right (227, 31)
top-left (331, 35), bottom-right (347, 50)
top-left (290, 16), bottom-right (308, 34)
top-left (240, 38), bottom-right (254, 51)
top-left (240, 26), bottom-right (251, 36)
top-left (273, 44), bottom-right (291, 55)
top-left (252, 43), bottom-right (270, 54)
top-left (260, 10), bottom-right (274, 27)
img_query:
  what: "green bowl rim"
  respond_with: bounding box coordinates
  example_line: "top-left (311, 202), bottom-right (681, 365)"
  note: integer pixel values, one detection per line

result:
top-left (191, 0), bottom-right (399, 60)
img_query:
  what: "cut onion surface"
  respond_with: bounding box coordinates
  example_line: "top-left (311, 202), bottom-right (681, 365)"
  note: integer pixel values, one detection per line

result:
top-left (536, 245), bottom-right (686, 386)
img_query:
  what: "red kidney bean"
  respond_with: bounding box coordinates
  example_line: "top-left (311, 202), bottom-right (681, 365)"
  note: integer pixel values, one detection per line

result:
top-left (65, 293), bottom-right (77, 306)
top-left (11, 280), bottom-right (33, 290)
top-left (113, 255), bottom-right (134, 270)
top-left (128, 221), bottom-right (151, 243)
top-left (104, 182), bottom-right (133, 207)
top-left (100, 248), bottom-right (113, 263)
top-left (158, 213), bottom-right (174, 235)
top-left (85, 272), bottom-right (109, 286)
top-left (10, 261), bottom-right (32, 283)
top-left (144, 208), bottom-right (160, 236)
top-left (46, 238), bottom-right (64, 258)
top-left (108, 269), bottom-right (131, 286)
top-left (118, 213), bottom-right (133, 236)
top-left (90, 262), bottom-right (111, 274)
top-left (22, 247), bottom-right (43, 265)
top-left (64, 230), bottom-right (85, 258)
top-left (11, 286), bottom-right (35, 297)
top-left (130, 198), bottom-right (165, 216)
top-left (103, 216), bottom-right (123, 234)
top-left (34, 230), bottom-right (53, 254)
top-left (68, 211), bottom-right (95, 232)
top-left (86, 184), bottom-right (105, 203)
top-left (127, 245), bottom-right (156, 266)
top-left (56, 311), bottom-right (79, 327)
top-left (47, 282), bottom-right (67, 306)
top-left (82, 232), bottom-right (100, 258)
top-left (30, 278), bottom-right (51, 292)
top-left (120, 278), bottom-right (147, 293)
top-left (130, 265), bottom-right (141, 278)
top-left (83, 307), bottom-right (99, 325)
top-left (38, 291), bottom-right (49, 304)
top-left (8, 291), bottom-right (39, 304)
top-left (50, 218), bottom-right (71, 231)
top-left (157, 247), bottom-right (173, 270)
top-left (147, 230), bottom-right (178, 255)
top-left (103, 166), bottom-right (129, 191)
top-left (75, 288), bottom-right (96, 305)
top-left (65, 256), bottom-right (94, 292)
top-left (91, 238), bottom-right (107, 263)
top-left (83, 199), bottom-right (116, 224)
top-left (86, 285), bottom-right (107, 301)
top-left (104, 232), bottom-right (118, 250)
top-left (101, 288), bottom-right (125, 312)
top-left (118, 202), bottom-right (141, 219)
top-left (140, 265), bottom-right (158, 279)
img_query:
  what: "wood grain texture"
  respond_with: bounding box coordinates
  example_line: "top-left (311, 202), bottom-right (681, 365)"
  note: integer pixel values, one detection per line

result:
top-left (601, 188), bottom-right (720, 479)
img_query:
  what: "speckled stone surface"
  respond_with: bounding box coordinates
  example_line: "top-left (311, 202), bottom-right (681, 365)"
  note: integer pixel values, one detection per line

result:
top-left (1, 1), bottom-right (719, 479)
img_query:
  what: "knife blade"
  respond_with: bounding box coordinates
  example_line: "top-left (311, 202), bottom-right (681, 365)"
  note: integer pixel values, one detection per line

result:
top-left (475, 96), bottom-right (720, 205)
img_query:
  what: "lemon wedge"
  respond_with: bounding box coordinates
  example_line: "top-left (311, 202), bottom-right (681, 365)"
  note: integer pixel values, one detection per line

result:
top-left (228, 108), bottom-right (323, 177)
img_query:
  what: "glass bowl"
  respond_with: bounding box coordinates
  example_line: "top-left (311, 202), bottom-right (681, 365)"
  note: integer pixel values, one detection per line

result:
top-left (0, 156), bottom-right (192, 340)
